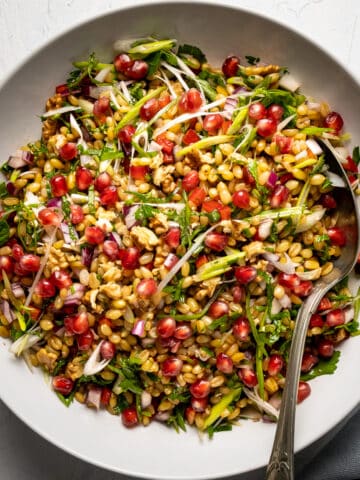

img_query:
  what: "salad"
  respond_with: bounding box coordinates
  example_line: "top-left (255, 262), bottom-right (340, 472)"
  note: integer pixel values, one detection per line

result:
top-left (0, 37), bottom-right (359, 435)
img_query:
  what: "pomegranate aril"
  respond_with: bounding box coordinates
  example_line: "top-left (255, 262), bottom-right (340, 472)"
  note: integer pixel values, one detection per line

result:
top-left (85, 226), bottom-right (105, 245)
top-left (12, 244), bottom-right (24, 262)
top-left (222, 55), bottom-right (240, 77)
top-left (267, 104), bottom-right (284, 121)
top-left (256, 117), bottom-right (277, 138)
top-left (190, 379), bottom-right (211, 399)
top-left (293, 280), bottom-right (313, 297)
top-left (238, 368), bottom-right (258, 388)
top-left (119, 247), bottom-right (140, 270)
top-left (232, 189), bottom-right (251, 209)
top-left (163, 253), bottom-right (179, 270)
top-left (93, 96), bottom-right (111, 123)
top-left (267, 354), bottom-right (284, 376)
top-left (114, 53), bottom-right (133, 72)
top-left (121, 406), bottom-right (139, 427)
top-left (103, 240), bottom-right (119, 260)
top-left (50, 175), bottom-right (68, 197)
top-left (136, 278), bottom-right (157, 297)
top-left (70, 204), bottom-right (84, 225)
top-left (35, 278), bottom-right (56, 298)
top-left (174, 323), bottom-right (192, 340)
top-left (232, 316), bottom-right (251, 341)
top-left (130, 165), bottom-right (148, 180)
top-left (100, 340), bottom-right (116, 360)
top-left (297, 381), bottom-right (311, 403)
top-left (309, 314), bottom-right (324, 328)
top-left (118, 125), bottom-right (136, 144)
top-left (208, 300), bottom-right (229, 319)
top-left (216, 353), bottom-right (233, 374)
top-left (205, 232), bottom-right (228, 252)
top-left (232, 285), bottom-right (245, 303)
top-left (52, 376), bottom-right (74, 395)
top-left (0, 255), bottom-right (13, 275)
top-left (125, 60), bottom-right (148, 80)
top-left (242, 166), bottom-right (255, 185)
top-left (324, 111), bottom-right (344, 132)
top-left (327, 227), bottom-right (346, 246)
top-left (326, 308), bottom-right (345, 327)
top-left (183, 128), bottom-right (200, 145)
top-left (75, 166), bottom-right (93, 191)
top-left (161, 356), bottom-right (183, 376)
top-left (182, 170), bottom-right (200, 192)
top-left (278, 272), bottom-right (300, 289)
top-left (140, 98), bottom-right (160, 120)
top-left (234, 266), bottom-right (257, 284)
top-left (77, 330), bottom-right (94, 351)
top-left (100, 185), bottom-right (118, 206)
top-left (191, 396), bottom-right (208, 413)
top-left (38, 208), bottom-right (61, 226)
top-left (164, 228), bottom-right (181, 249)
top-left (19, 254), bottom-right (41, 273)
top-left (156, 317), bottom-right (176, 338)
top-left (301, 352), bottom-right (318, 373)
top-left (317, 297), bottom-right (332, 311)
top-left (317, 338), bottom-right (334, 358)
top-left (196, 255), bottom-right (208, 269)
top-left (100, 387), bottom-right (112, 406)
top-left (178, 88), bottom-right (202, 113)
top-left (248, 102), bottom-right (267, 120)
top-left (270, 185), bottom-right (290, 208)
top-left (71, 312), bottom-right (89, 335)
top-left (50, 269), bottom-right (72, 289)
top-left (203, 113), bottom-right (223, 133)
top-left (188, 186), bottom-right (206, 207)
top-left (59, 142), bottom-right (77, 161)
top-left (321, 194), bottom-right (337, 209)
top-left (275, 134), bottom-right (292, 154)
top-left (185, 406), bottom-right (196, 424)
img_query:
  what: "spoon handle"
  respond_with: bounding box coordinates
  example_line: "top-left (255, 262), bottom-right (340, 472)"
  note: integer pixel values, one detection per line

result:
top-left (266, 283), bottom-right (331, 480)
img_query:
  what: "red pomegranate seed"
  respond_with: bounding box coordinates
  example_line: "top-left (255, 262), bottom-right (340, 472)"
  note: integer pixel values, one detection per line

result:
top-left (268, 354), bottom-right (284, 376)
top-left (130, 165), bottom-right (149, 180)
top-left (183, 128), bottom-right (200, 145)
top-left (72, 312), bottom-right (89, 335)
top-left (121, 406), bottom-right (139, 427)
top-left (238, 368), bottom-right (258, 387)
top-left (270, 185), bottom-right (290, 208)
top-left (70, 204), bottom-right (84, 225)
top-left (267, 104), bottom-right (284, 121)
top-left (182, 170), bottom-right (200, 192)
top-left (99, 317), bottom-right (113, 328)
top-left (317, 338), bottom-right (334, 358)
top-left (114, 53), bottom-right (134, 73)
top-left (297, 381), bottom-right (311, 403)
top-left (64, 316), bottom-right (75, 334)
top-left (50, 175), bottom-right (68, 197)
top-left (174, 323), bottom-right (192, 340)
top-left (324, 111), bottom-right (344, 132)
top-left (327, 227), bottom-right (346, 246)
top-left (38, 208), bottom-right (61, 226)
top-left (256, 118), bottom-right (277, 138)
top-left (301, 352), bottom-right (318, 373)
top-left (77, 330), bottom-right (94, 351)
top-left (188, 187), bottom-right (206, 207)
top-left (0, 255), bottom-right (13, 275)
top-left (309, 314), bottom-right (324, 328)
top-left (191, 396), bottom-right (208, 412)
top-left (156, 317), bottom-right (176, 338)
top-left (232, 285), bottom-right (245, 303)
top-left (52, 376), bottom-right (74, 395)
top-left (242, 166), bottom-right (255, 185)
top-left (196, 254), bottom-right (208, 269)
top-left (274, 134), bottom-right (293, 154)
top-left (293, 280), bottom-right (313, 297)
top-left (164, 228), bottom-right (181, 249)
top-left (100, 387), bottom-right (112, 406)
top-left (202, 200), bottom-right (231, 221)
top-left (118, 125), bottom-right (136, 144)
top-left (222, 55), bottom-right (240, 77)
top-left (190, 379), bottom-right (211, 399)
top-left (119, 247), bottom-right (140, 270)
top-left (326, 308), bottom-right (345, 327)
top-left (185, 406), bottom-right (196, 424)
top-left (155, 133), bottom-right (175, 155)
top-left (136, 278), bottom-right (157, 297)
top-left (75, 166), bottom-right (93, 191)
top-left (59, 142), bottom-right (77, 161)
top-left (100, 340), bottom-right (116, 360)
top-left (102, 240), bottom-right (119, 260)
top-left (234, 266), bottom-right (257, 284)
top-left (232, 189), bottom-right (250, 209)
top-left (178, 88), bottom-right (202, 113)
top-left (140, 98), bottom-right (160, 120)
top-left (320, 194), bottom-right (337, 209)
top-left (100, 185), bottom-right (118, 206)
top-left (317, 297), bottom-right (332, 311)
top-left (56, 84), bottom-right (70, 96)
top-left (163, 253), bottom-right (179, 270)
top-left (35, 278), bottom-right (56, 298)
top-left (50, 269), bottom-right (72, 289)
top-left (216, 353), bottom-right (234, 374)
top-left (19, 254), bottom-right (41, 273)
top-left (232, 316), bottom-right (251, 341)
top-left (248, 102), bottom-right (267, 120)
top-left (125, 60), bottom-right (149, 80)
top-left (278, 272), bottom-right (301, 290)
top-left (11, 244), bottom-right (24, 262)
top-left (161, 356), bottom-right (183, 376)
top-left (204, 232), bottom-right (228, 252)
top-left (162, 153), bottom-right (174, 164)
top-left (85, 226), bottom-right (105, 245)
top-left (208, 300), bottom-right (229, 319)
top-left (203, 113), bottom-right (223, 133)
top-left (93, 97), bottom-right (112, 123)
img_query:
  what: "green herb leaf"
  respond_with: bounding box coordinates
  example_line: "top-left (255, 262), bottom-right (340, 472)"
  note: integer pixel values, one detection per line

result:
top-left (0, 219), bottom-right (10, 246)
top-left (352, 146), bottom-right (360, 165)
top-left (203, 388), bottom-right (241, 429)
top-left (167, 403), bottom-right (187, 433)
top-left (245, 55), bottom-right (260, 65)
top-left (177, 44), bottom-right (207, 63)
top-left (301, 350), bottom-right (341, 381)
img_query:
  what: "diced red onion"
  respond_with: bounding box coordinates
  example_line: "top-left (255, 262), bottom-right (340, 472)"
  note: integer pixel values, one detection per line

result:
top-left (297, 268), bottom-right (322, 281)
top-left (278, 293), bottom-right (292, 309)
top-left (123, 205), bottom-right (139, 230)
top-left (148, 141), bottom-right (162, 152)
top-left (344, 306), bottom-right (354, 323)
top-left (279, 74), bottom-right (301, 92)
top-left (47, 197), bottom-right (62, 208)
top-left (8, 151), bottom-right (32, 169)
top-left (11, 283), bottom-right (25, 298)
top-left (108, 231), bottom-right (123, 247)
top-left (306, 139), bottom-right (323, 155)
top-left (154, 411), bottom-right (171, 422)
top-left (60, 222), bottom-right (78, 244)
top-left (94, 66), bottom-right (112, 83)
top-left (239, 406), bottom-right (263, 421)
top-left (257, 219), bottom-right (273, 240)
top-left (86, 386), bottom-right (102, 409)
top-left (0, 300), bottom-right (15, 323)
top-left (141, 390), bottom-right (152, 409)
top-left (141, 338), bottom-right (156, 348)
top-left (54, 326), bottom-right (66, 337)
top-left (63, 283), bottom-right (85, 306)
top-left (223, 96), bottom-right (238, 119)
top-left (163, 253), bottom-right (179, 269)
top-left (271, 298), bottom-right (282, 315)
top-left (81, 247), bottom-right (94, 268)
top-left (295, 208), bottom-right (326, 233)
top-left (266, 171), bottom-right (278, 189)
top-left (243, 387), bottom-right (279, 420)
top-left (131, 319), bottom-right (145, 337)
top-left (268, 391), bottom-right (282, 410)
top-left (263, 252), bottom-right (299, 274)
top-left (326, 172), bottom-right (346, 188)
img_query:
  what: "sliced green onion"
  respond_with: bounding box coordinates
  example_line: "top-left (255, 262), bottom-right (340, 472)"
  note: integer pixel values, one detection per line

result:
top-left (233, 205), bottom-right (306, 225)
top-left (177, 135), bottom-right (236, 157)
top-left (227, 107), bottom-right (248, 135)
top-left (128, 39), bottom-right (176, 58)
top-left (194, 252), bottom-right (245, 281)
top-left (203, 388), bottom-right (242, 429)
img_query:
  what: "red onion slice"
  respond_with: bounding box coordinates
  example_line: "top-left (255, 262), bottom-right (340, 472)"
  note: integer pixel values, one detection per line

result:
top-left (266, 171), bottom-right (278, 189)
top-left (131, 319), bottom-right (145, 337)
top-left (81, 247), bottom-right (94, 268)
top-left (0, 300), bottom-right (15, 323)
top-left (86, 386), bottom-right (102, 410)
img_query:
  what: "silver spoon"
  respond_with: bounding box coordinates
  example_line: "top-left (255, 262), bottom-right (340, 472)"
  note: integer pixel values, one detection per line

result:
top-left (266, 139), bottom-right (360, 480)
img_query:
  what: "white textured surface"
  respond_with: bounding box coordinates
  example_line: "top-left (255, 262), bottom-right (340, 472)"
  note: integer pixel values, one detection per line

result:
top-left (0, 1), bottom-right (359, 480)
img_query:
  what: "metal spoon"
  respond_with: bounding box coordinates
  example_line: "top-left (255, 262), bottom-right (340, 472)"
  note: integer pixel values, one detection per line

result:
top-left (266, 139), bottom-right (360, 480)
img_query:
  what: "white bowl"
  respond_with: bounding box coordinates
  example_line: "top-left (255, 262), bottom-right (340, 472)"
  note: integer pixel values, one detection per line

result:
top-left (0, 2), bottom-right (359, 479)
